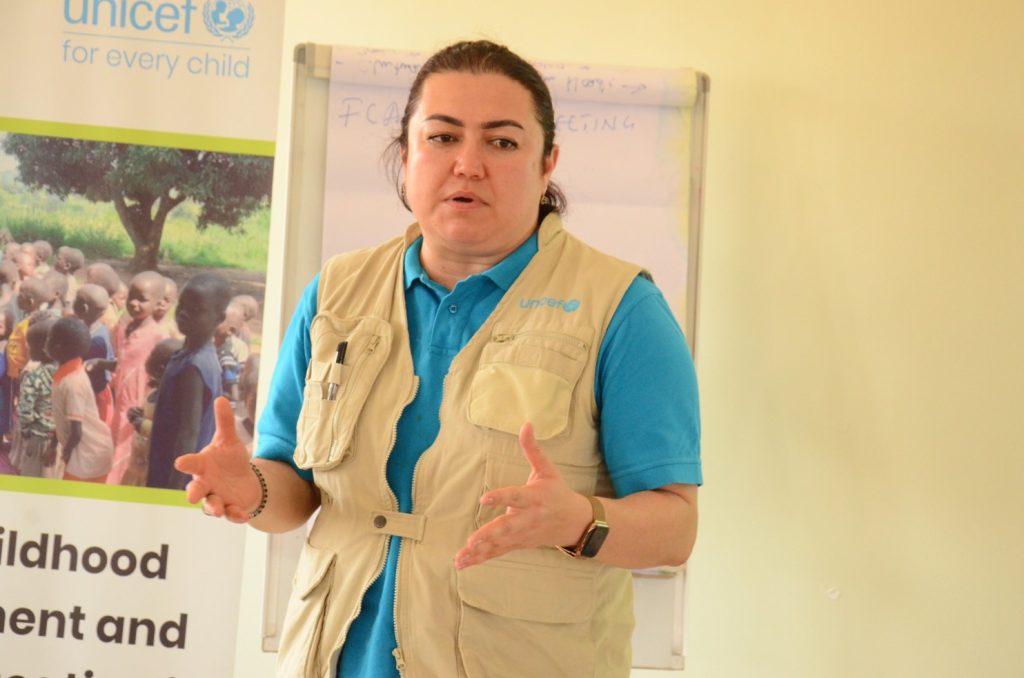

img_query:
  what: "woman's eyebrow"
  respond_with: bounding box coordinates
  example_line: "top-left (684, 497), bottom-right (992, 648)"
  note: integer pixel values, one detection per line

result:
top-left (424, 114), bottom-right (524, 130)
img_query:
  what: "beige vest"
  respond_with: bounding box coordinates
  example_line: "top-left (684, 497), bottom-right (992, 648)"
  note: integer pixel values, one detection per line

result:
top-left (277, 215), bottom-right (641, 678)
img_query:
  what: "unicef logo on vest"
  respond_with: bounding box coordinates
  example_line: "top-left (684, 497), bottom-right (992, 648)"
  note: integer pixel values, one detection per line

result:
top-left (202, 0), bottom-right (255, 40)
top-left (519, 297), bottom-right (582, 313)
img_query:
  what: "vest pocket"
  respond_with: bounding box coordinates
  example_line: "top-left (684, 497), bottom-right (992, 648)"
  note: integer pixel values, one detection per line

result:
top-left (277, 541), bottom-right (336, 677)
top-left (467, 329), bottom-right (592, 441)
top-left (456, 557), bottom-right (596, 677)
top-left (295, 314), bottom-right (391, 470)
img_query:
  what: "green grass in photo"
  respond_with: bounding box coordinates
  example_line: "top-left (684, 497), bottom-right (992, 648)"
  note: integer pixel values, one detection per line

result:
top-left (0, 172), bottom-right (269, 272)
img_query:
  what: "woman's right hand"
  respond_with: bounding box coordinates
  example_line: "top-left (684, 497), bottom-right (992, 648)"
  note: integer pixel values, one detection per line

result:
top-left (174, 396), bottom-right (261, 523)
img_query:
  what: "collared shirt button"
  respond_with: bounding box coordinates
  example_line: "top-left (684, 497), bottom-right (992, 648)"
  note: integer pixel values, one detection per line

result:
top-left (373, 515), bottom-right (387, 529)
top-left (448, 304), bottom-right (459, 314)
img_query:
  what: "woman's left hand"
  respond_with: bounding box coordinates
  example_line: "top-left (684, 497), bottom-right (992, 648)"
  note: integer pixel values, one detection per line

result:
top-left (454, 422), bottom-right (592, 569)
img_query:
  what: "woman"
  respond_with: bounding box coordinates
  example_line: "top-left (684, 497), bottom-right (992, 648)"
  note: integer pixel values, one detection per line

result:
top-left (177, 40), bottom-right (701, 678)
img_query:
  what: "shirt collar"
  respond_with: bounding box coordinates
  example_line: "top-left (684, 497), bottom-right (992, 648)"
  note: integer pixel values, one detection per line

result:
top-left (53, 358), bottom-right (83, 386)
top-left (403, 232), bottom-right (539, 292)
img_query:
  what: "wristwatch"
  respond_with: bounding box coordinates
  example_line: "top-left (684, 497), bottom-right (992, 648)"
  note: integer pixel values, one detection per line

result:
top-left (558, 496), bottom-right (609, 558)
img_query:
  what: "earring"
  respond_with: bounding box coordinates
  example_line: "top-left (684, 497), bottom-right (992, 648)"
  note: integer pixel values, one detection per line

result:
top-left (540, 194), bottom-right (551, 206)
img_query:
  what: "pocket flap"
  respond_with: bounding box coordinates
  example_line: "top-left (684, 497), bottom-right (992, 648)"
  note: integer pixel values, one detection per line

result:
top-left (294, 541), bottom-right (337, 601)
top-left (468, 328), bottom-right (593, 441)
top-left (295, 313), bottom-right (392, 470)
top-left (457, 557), bottom-right (594, 624)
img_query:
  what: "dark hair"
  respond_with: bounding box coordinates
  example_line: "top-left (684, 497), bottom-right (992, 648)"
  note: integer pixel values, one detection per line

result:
top-left (48, 316), bottom-right (91, 363)
top-left (182, 273), bottom-right (232, 315)
top-left (44, 270), bottom-right (68, 300)
top-left (60, 246), bottom-right (85, 271)
top-left (34, 240), bottom-right (53, 261)
top-left (384, 40), bottom-right (566, 217)
top-left (27, 314), bottom-right (57, 360)
top-left (86, 263), bottom-right (120, 296)
top-left (146, 337), bottom-right (182, 379)
top-left (19, 277), bottom-right (50, 306)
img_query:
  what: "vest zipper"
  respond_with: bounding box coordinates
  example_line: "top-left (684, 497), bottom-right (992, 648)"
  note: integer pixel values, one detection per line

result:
top-left (492, 330), bottom-right (590, 351)
top-left (389, 373), bottom-right (419, 677)
top-left (392, 647), bottom-right (406, 672)
top-left (333, 369), bottom-right (416, 675)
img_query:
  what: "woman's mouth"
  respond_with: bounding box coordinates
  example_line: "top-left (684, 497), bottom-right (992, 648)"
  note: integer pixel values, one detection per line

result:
top-left (446, 191), bottom-right (486, 208)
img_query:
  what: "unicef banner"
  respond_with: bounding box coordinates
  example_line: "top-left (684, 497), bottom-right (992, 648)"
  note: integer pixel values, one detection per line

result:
top-left (0, 1), bottom-right (283, 675)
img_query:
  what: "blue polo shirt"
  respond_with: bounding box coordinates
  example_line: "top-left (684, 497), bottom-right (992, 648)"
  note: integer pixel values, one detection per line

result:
top-left (256, 232), bottom-right (701, 678)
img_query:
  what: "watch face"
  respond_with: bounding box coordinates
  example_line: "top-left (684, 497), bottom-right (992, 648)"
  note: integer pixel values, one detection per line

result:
top-left (580, 525), bottom-right (609, 558)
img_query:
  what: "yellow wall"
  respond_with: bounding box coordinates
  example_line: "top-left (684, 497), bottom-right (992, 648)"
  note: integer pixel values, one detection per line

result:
top-left (237, 1), bottom-right (1024, 676)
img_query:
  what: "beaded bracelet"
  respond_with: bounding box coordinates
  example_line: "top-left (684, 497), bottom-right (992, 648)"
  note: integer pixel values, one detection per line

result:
top-left (248, 462), bottom-right (268, 520)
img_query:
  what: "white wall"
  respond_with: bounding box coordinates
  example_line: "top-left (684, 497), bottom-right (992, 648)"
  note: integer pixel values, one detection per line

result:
top-left (237, 2), bottom-right (1024, 676)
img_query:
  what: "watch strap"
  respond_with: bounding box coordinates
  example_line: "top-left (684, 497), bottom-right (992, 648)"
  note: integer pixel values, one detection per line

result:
top-left (558, 496), bottom-right (609, 559)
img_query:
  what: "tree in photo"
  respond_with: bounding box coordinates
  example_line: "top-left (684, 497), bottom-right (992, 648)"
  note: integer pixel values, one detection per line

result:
top-left (0, 135), bottom-right (273, 272)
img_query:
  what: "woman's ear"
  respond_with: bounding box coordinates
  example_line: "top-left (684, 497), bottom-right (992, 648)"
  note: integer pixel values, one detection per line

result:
top-left (542, 144), bottom-right (560, 182)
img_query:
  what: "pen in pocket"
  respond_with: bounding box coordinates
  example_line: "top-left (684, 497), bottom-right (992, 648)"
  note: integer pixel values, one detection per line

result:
top-left (326, 341), bottom-right (347, 400)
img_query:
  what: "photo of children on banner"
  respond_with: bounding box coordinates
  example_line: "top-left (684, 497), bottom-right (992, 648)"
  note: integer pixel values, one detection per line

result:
top-left (46, 316), bottom-right (114, 482)
top-left (75, 283), bottom-right (115, 427)
top-left (0, 239), bottom-right (262, 490)
top-left (123, 337), bottom-right (181, 486)
top-left (13, 314), bottom-right (57, 477)
top-left (146, 274), bottom-right (232, 490)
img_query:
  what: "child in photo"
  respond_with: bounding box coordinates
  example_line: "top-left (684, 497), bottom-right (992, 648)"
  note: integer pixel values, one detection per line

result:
top-left (84, 263), bottom-right (121, 331)
top-left (14, 245), bottom-right (36, 280)
top-left (0, 306), bottom-right (15, 465)
top-left (45, 317), bottom-right (114, 483)
top-left (112, 281), bottom-right (128, 324)
top-left (43, 271), bottom-right (68, 316)
top-left (121, 338), bottom-right (181, 486)
top-left (0, 260), bottom-right (20, 324)
top-left (14, 248), bottom-right (36, 282)
top-left (231, 293), bottom-right (260, 355)
top-left (224, 301), bottom-right (250, 362)
top-left (213, 301), bottom-right (248, 402)
top-left (6, 277), bottom-right (51, 381)
top-left (55, 247), bottom-right (84, 308)
top-left (236, 353), bottom-right (259, 453)
top-left (73, 284), bottom-right (115, 428)
top-left (147, 273), bottom-right (229, 490)
top-left (15, 316), bottom-right (57, 478)
top-left (154, 276), bottom-right (181, 339)
top-left (107, 271), bottom-right (167, 484)
top-left (33, 240), bottom-right (53, 276)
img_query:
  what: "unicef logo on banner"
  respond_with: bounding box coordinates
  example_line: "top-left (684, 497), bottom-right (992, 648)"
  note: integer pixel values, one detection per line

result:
top-left (203, 0), bottom-right (255, 41)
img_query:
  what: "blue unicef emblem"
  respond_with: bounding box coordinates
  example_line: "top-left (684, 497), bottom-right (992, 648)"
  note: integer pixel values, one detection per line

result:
top-left (519, 297), bottom-right (582, 312)
top-left (203, 0), bottom-right (255, 41)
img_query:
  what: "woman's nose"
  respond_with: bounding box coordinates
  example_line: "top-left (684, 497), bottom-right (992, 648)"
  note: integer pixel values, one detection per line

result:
top-left (453, 142), bottom-right (485, 179)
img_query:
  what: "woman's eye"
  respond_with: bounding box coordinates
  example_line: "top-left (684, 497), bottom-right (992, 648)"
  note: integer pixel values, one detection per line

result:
top-left (491, 138), bottom-right (518, 150)
top-left (428, 133), bottom-right (456, 144)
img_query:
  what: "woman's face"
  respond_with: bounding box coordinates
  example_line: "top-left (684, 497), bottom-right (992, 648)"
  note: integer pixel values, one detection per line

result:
top-left (402, 71), bottom-right (558, 259)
